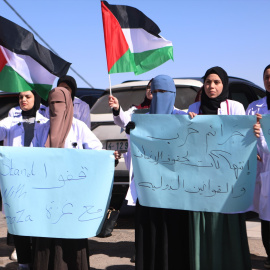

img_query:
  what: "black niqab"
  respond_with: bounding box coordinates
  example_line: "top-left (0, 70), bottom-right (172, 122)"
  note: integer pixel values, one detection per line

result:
top-left (200, 66), bottom-right (229, 115)
top-left (21, 90), bottom-right (41, 118)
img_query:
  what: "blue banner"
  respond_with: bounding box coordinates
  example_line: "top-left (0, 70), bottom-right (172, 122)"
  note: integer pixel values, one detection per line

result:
top-left (0, 147), bottom-right (114, 238)
top-left (130, 115), bottom-right (257, 213)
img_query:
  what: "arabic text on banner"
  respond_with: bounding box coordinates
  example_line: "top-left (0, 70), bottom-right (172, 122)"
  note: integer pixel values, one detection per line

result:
top-left (130, 114), bottom-right (257, 213)
top-left (0, 147), bottom-right (114, 238)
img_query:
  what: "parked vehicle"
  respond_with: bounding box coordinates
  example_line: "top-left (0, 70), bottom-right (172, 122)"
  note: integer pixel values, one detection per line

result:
top-left (0, 92), bottom-right (20, 120)
top-left (90, 77), bottom-right (265, 208)
top-left (76, 87), bottom-right (105, 108)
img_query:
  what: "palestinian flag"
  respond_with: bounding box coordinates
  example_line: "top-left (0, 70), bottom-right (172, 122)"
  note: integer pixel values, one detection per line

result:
top-left (0, 16), bottom-right (71, 100)
top-left (101, 1), bottom-right (173, 75)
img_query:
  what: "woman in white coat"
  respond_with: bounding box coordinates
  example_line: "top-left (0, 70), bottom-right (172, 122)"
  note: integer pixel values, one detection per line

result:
top-left (246, 64), bottom-right (270, 268)
top-left (33, 87), bottom-right (102, 270)
top-left (0, 91), bottom-right (48, 147)
top-left (0, 90), bottom-right (48, 270)
top-left (188, 66), bottom-right (251, 270)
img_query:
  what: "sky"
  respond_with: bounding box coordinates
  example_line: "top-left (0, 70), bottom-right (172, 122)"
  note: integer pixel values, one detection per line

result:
top-left (0, 0), bottom-right (269, 90)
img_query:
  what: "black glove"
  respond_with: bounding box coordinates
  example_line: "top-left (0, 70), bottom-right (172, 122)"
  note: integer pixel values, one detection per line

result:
top-left (125, 121), bottom-right (135, 134)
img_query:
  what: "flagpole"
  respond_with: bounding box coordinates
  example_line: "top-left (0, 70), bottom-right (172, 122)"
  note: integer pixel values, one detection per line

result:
top-left (108, 74), bottom-right (112, 96)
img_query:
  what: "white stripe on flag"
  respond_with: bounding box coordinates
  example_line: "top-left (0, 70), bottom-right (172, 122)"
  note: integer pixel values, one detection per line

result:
top-left (122, 28), bottom-right (172, 54)
top-left (1, 46), bottom-right (56, 85)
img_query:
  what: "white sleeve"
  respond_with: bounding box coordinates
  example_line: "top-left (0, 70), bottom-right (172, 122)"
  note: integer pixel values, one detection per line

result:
top-left (232, 101), bottom-right (245, 115)
top-left (245, 100), bottom-right (262, 116)
top-left (258, 131), bottom-right (270, 155)
top-left (113, 106), bottom-right (136, 128)
top-left (0, 118), bottom-right (9, 141)
top-left (245, 104), bottom-right (253, 115)
top-left (187, 102), bottom-right (200, 114)
top-left (8, 107), bottom-right (15, 117)
top-left (80, 122), bottom-right (102, 150)
top-left (173, 107), bottom-right (187, 115)
top-left (8, 106), bottom-right (21, 117)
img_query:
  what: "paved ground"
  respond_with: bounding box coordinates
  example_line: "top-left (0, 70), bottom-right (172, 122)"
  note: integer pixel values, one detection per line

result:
top-left (0, 207), bottom-right (268, 270)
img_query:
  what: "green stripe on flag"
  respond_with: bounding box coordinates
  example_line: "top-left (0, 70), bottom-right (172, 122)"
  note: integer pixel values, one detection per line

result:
top-left (133, 46), bottom-right (173, 75)
top-left (0, 65), bottom-right (52, 100)
top-left (109, 46), bottom-right (173, 75)
top-left (109, 49), bottom-right (136, 74)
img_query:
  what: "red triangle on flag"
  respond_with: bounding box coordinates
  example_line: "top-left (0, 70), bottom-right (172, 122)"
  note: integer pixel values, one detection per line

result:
top-left (101, 1), bottom-right (129, 73)
top-left (0, 46), bottom-right (8, 72)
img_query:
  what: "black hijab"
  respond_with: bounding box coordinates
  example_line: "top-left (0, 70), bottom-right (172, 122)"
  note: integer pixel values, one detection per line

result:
top-left (21, 90), bottom-right (41, 118)
top-left (57, 75), bottom-right (77, 101)
top-left (263, 65), bottom-right (270, 110)
top-left (200, 66), bottom-right (229, 115)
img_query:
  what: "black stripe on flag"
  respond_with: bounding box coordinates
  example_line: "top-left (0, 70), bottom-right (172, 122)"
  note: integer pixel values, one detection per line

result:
top-left (103, 1), bottom-right (161, 37)
top-left (0, 16), bottom-right (71, 77)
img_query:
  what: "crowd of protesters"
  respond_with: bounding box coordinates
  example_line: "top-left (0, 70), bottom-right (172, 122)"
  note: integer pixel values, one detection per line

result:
top-left (1, 65), bottom-right (270, 270)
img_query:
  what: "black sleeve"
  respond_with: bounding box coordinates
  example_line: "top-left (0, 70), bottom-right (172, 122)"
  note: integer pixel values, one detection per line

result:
top-left (112, 107), bottom-right (121, 116)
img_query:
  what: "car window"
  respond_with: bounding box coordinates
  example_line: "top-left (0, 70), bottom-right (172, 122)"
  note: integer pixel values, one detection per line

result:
top-left (228, 83), bottom-right (262, 110)
top-left (91, 89), bottom-right (147, 114)
top-left (0, 96), bottom-right (19, 120)
top-left (76, 88), bottom-right (105, 108)
top-left (252, 86), bottom-right (266, 99)
top-left (175, 86), bottom-right (199, 110)
top-left (91, 86), bottom-right (200, 114)
top-left (80, 95), bottom-right (99, 108)
top-left (229, 92), bottom-right (250, 110)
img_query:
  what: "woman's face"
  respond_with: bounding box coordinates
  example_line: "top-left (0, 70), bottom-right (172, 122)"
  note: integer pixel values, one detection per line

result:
top-left (146, 83), bottom-right (153, 100)
top-left (49, 101), bottom-right (66, 117)
top-left (204, 74), bottom-right (223, 99)
top-left (19, 91), bottom-right (35, 111)
top-left (264, 68), bottom-right (270, 92)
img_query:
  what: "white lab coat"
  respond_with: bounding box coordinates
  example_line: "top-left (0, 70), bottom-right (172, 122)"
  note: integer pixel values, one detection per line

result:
top-left (114, 106), bottom-right (187, 206)
top-left (38, 117), bottom-right (101, 150)
top-left (8, 104), bottom-right (49, 119)
top-left (246, 96), bottom-right (270, 221)
top-left (73, 97), bottom-right (91, 129)
top-left (0, 111), bottom-right (48, 214)
top-left (0, 111), bottom-right (48, 147)
top-left (188, 99), bottom-right (245, 115)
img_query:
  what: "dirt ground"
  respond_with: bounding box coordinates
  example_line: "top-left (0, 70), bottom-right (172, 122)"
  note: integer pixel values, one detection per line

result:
top-left (0, 206), bottom-right (269, 270)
